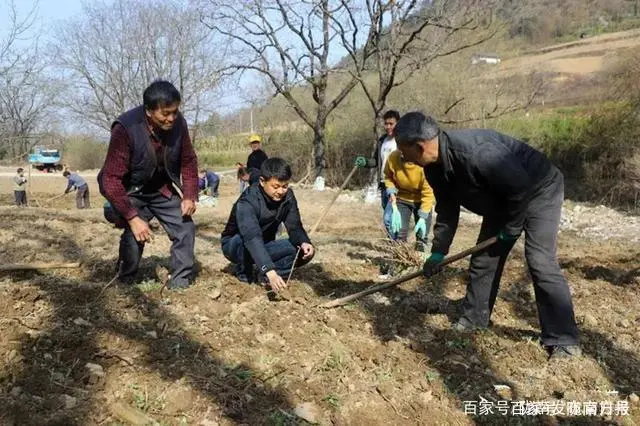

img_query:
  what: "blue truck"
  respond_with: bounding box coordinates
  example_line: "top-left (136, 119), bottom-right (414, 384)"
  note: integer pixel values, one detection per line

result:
top-left (28, 146), bottom-right (63, 172)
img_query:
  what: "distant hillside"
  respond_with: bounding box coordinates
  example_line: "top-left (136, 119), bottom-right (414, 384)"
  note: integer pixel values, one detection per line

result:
top-left (204, 1), bottom-right (640, 136)
top-left (495, 0), bottom-right (640, 43)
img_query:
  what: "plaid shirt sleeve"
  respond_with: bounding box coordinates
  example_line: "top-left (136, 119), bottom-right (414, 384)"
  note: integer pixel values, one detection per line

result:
top-left (180, 119), bottom-right (199, 201)
top-left (101, 124), bottom-right (138, 221)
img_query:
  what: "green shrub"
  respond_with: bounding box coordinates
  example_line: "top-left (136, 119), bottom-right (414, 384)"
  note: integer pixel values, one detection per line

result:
top-left (496, 105), bottom-right (640, 211)
top-left (261, 121), bottom-right (375, 187)
top-left (197, 151), bottom-right (247, 169)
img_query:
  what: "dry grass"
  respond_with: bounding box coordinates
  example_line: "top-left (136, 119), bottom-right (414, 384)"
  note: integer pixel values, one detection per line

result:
top-left (0, 165), bottom-right (639, 425)
top-left (375, 238), bottom-right (424, 271)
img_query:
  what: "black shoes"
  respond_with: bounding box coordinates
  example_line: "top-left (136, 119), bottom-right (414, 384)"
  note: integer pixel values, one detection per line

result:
top-left (237, 264), bottom-right (260, 284)
top-left (547, 345), bottom-right (582, 360)
top-left (167, 280), bottom-right (191, 290)
top-left (451, 317), bottom-right (487, 332)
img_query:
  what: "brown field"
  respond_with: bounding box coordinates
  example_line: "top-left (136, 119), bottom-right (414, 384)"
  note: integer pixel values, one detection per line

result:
top-left (484, 28), bottom-right (640, 81)
top-left (0, 173), bottom-right (638, 425)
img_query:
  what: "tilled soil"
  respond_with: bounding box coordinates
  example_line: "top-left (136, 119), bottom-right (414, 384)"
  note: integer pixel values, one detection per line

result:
top-left (0, 183), bottom-right (639, 425)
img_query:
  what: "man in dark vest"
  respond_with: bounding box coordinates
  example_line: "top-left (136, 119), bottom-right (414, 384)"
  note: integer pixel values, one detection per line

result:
top-left (394, 112), bottom-right (580, 360)
top-left (98, 80), bottom-right (199, 289)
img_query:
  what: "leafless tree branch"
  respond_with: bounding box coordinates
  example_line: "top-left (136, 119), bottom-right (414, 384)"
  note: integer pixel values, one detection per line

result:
top-left (52, 0), bottom-right (224, 131)
top-left (201, 0), bottom-right (377, 178)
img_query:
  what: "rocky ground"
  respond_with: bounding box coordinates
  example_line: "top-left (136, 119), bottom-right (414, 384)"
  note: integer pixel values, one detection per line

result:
top-left (0, 180), bottom-right (638, 425)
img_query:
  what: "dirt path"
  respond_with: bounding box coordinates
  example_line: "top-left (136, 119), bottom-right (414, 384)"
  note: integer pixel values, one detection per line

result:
top-left (0, 184), bottom-right (638, 425)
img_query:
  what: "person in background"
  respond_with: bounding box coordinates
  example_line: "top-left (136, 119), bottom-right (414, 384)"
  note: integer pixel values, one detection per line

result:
top-left (199, 169), bottom-right (220, 197)
top-left (221, 158), bottom-right (314, 293)
top-left (354, 110), bottom-right (401, 213)
top-left (13, 167), bottom-right (28, 207)
top-left (247, 134), bottom-right (268, 171)
top-left (236, 162), bottom-right (248, 193)
top-left (63, 170), bottom-right (90, 209)
top-left (237, 165), bottom-right (260, 193)
top-left (383, 148), bottom-right (435, 254)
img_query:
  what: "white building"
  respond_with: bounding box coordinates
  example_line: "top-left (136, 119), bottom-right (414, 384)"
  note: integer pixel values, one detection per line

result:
top-left (471, 53), bottom-right (501, 65)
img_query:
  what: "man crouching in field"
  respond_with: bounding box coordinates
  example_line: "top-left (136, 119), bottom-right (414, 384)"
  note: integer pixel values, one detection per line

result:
top-left (98, 80), bottom-right (198, 290)
top-left (221, 158), bottom-right (315, 292)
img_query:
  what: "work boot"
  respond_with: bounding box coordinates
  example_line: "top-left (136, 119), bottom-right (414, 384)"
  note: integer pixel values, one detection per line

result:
top-left (547, 345), bottom-right (582, 360)
top-left (117, 275), bottom-right (138, 286)
top-left (167, 280), bottom-right (191, 290)
top-left (451, 317), bottom-right (485, 333)
top-left (116, 265), bottom-right (138, 286)
top-left (235, 263), bottom-right (258, 284)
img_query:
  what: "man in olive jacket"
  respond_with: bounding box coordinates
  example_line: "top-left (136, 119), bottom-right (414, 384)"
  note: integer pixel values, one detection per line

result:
top-left (394, 112), bottom-right (580, 360)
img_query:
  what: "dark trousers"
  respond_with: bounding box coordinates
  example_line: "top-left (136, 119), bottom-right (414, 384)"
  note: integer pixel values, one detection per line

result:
top-left (76, 185), bottom-right (90, 209)
top-left (14, 190), bottom-right (27, 206)
top-left (118, 192), bottom-right (195, 288)
top-left (210, 180), bottom-right (220, 197)
top-left (221, 234), bottom-right (313, 282)
top-left (383, 199), bottom-right (432, 248)
top-left (379, 185), bottom-right (390, 211)
top-left (463, 170), bottom-right (579, 346)
top-left (203, 181), bottom-right (220, 197)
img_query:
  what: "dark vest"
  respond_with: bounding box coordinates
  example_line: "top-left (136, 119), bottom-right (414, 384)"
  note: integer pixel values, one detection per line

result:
top-left (98, 105), bottom-right (186, 195)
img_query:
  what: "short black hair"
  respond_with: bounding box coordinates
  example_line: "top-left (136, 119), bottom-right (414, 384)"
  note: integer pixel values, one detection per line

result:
top-left (17, 167), bottom-right (24, 173)
top-left (237, 166), bottom-right (249, 179)
top-left (383, 110), bottom-right (401, 121)
top-left (143, 80), bottom-right (181, 110)
top-left (260, 157), bottom-right (292, 181)
top-left (63, 171), bottom-right (71, 177)
top-left (394, 112), bottom-right (440, 145)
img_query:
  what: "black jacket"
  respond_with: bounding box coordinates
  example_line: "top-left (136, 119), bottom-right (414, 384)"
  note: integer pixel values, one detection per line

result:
top-left (248, 168), bottom-right (261, 185)
top-left (221, 184), bottom-right (311, 273)
top-left (364, 135), bottom-right (390, 183)
top-left (426, 129), bottom-right (558, 255)
top-left (247, 149), bottom-right (268, 171)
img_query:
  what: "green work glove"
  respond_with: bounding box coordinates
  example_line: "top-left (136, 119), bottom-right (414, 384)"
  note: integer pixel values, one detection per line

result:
top-left (498, 229), bottom-right (520, 242)
top-left (354, 156), bottom-right (367, 168)
top-left (414, 217), bottom-right (427, 239)
top-left (423, 252), bottom-right (445, 278)
top-left (390, 203), bottom-right (402, 235)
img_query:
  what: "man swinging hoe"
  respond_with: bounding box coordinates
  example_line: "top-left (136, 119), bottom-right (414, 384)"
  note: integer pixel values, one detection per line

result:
top-left (393, 112), bottom-right (580, 360)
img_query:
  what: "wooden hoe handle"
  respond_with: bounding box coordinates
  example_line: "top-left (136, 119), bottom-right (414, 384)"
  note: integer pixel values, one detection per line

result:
top-left (320, 236), bottom-right (499, 308)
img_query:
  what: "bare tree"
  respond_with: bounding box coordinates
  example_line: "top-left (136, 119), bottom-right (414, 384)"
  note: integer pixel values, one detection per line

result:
top-left (0, 0), bottom-right (57, 158)
top-left (51, 0), bottom-right (224, 132)
top-left (201, 0), bottom-right (380, 179)
top-left (0, 46), bottom-right (59, 157)
top-left (353, 0), bottom-right (498, 150)
top-left (0, 0), bottom-right (37, 76)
